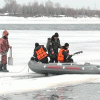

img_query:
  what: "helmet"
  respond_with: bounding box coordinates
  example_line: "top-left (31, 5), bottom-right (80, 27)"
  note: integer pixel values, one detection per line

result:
top-left (3, 30), bottom-right (9, 37)
top-left (35, 42), bottom-right (39, 47)
top-left (64, 43), bottom-right (69, 47)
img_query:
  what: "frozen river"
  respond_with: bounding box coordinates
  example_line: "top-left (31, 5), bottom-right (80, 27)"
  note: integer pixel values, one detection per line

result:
top-left (4, 30), bottom-right (99, 66)
top-left (0, 16), bottom-right (100, 99)
top-left (0, 30), bottom-right (99, 100)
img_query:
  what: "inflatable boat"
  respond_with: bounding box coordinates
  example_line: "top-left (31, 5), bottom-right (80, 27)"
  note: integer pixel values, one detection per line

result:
top-left (28, 60), bottom-right (100, 75)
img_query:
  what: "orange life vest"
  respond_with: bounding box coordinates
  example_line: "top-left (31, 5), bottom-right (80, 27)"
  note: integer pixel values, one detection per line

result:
top-left (35, 46), bottom-right (47, 61)
top-left (58, 49), bottom-right (65, 62)
top-left (58, 49), bottom-right (68, 62)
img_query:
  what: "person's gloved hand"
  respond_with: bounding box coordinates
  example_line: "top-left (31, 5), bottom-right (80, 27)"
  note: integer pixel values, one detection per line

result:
top-left (51, 51), bottom-right (54, 54)
top-left (31, 57), bottom-right (34, 60)
top-left (49, 42), bottom-right (52, 46)
top-left (68, 55), bottom-right (72, 58)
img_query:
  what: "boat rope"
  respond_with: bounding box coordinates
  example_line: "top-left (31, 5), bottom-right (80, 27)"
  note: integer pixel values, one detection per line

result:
top-left (17, 64), bottom-right (28, 73)
top-left (10, 61), bottom-right (30, 73)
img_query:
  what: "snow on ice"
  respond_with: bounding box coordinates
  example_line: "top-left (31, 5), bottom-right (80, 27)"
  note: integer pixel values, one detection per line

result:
top-left (0, 16), bottom-right (100, 96)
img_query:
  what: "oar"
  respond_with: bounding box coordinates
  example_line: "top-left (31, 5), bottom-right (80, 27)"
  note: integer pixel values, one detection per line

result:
top-left (72, 51), bottom-right (83, 56)
top-left (67, 51), bottom-right (83, 59)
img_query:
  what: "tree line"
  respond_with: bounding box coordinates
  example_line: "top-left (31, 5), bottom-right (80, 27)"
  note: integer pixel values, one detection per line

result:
top-left (0, 0), bottom-right (100, 18)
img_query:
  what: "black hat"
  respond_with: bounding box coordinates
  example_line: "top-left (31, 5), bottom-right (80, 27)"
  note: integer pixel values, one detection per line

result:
top-left (64, 43), bottom-right (69, 47)
top-left (35, 43), bottom-right (39, 47)
top-left (54, 32), bottom-right (59, 37)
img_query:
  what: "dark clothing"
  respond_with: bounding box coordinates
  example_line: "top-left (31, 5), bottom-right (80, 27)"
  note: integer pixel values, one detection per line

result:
top-left (46, 36), bottom-right (61, 62)
top-left (48, 47), bottom-right (58, 63)
top-left (49, 57), bottom-right (58, 63)
top-left (65, 57), bottom-right (73, 63)
top-left (48, 46), bottom-right (56, 56)
top-left (63, 51), bottom-right (73, 63)
top-left (62, 50), bottom-right (69, 62)
top-left (34, 45), bottom-right (48, 63)
top-left (63, 50), bottom-right (73, 62)
top-left (40, 57), bottom-right (48, 63)
top-left (51, 35), bottom-right (61, 54)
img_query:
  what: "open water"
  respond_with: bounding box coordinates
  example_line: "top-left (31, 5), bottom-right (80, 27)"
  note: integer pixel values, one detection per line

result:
top-left (0, 24), bottom-right (100, 30)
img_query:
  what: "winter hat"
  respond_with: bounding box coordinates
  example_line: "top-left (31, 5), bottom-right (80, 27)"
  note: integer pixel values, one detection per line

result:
top-left (3, 30), bottom-right (9, 37)
top-left (64, 43), bottom-right (69, 47)
top-left (35, 43), bottom-right (39, 47)
top-left (54, 32), bottom-right (59, 37)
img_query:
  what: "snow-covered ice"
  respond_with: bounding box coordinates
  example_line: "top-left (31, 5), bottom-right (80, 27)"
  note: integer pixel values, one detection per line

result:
top-left (0, 30), bottom-right (99, 95)
top-left (0, 16), bottom-right (100, 24)
top-left (0, 16), bottom-right (100, 98)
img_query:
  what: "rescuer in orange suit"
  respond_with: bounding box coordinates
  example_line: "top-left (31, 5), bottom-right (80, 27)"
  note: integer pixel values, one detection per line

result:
top-left (0, 30), bottom-right (12, 72)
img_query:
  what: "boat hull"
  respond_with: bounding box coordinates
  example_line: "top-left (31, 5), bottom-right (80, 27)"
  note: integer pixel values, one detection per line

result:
top-left (28, 60), bottom-right (100, 74)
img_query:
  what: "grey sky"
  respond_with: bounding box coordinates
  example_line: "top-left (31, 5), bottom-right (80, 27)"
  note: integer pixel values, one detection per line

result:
top-left (0, 0), bottom-right (99, 9)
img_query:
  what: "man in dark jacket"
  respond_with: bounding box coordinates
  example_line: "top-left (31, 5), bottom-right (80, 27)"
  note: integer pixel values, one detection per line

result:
top-left (48, 47), bottom-right (57, 63)
top-left (46, 32), bottom-right (61, 62)
top-left (58, 43), bottom-right (73, 62)
top-left (34, 43), bottom-right (48, 63)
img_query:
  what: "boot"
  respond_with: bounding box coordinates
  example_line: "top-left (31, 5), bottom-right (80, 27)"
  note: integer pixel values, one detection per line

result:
top-left (0, 64), bottom-right (3, 71)
top-left (2, 64), bottom-right (9, 72)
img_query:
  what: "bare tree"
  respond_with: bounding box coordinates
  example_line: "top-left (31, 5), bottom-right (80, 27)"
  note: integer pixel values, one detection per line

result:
top-left (33, 1), bottom-right (39, 16)
top-left (55, 3), bottom-right (61, 16)
top-left (45, 0), bottom-right (55, 16)
top-left (4, 0), bottom-right (18, 14)
top-left (39, 3), bottom-right (45, 16)
top-left (4, 0), bottom-right (14, 4)
top-left (1, 0), bottom-right (100, 18)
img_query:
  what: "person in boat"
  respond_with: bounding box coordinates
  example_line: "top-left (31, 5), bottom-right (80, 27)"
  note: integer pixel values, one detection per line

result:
top-left (48, 48), bottom-right (57, 63)
top-left (58, 43), bottom-right (73, 63)
top-left (46, 32), bottom-right (61, 62)
top-left (0, 30), bottom-right (12, 72)
top-left (33, 43), bottom-right (48, 63)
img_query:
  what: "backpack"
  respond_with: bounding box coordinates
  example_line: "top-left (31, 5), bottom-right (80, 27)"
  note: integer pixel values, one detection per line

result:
top-left (46, 38), bottom-right (52, 50)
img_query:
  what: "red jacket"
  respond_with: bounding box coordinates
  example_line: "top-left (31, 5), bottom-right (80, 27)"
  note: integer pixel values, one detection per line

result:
top-left (0, 38), bottom-right (9, 54)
